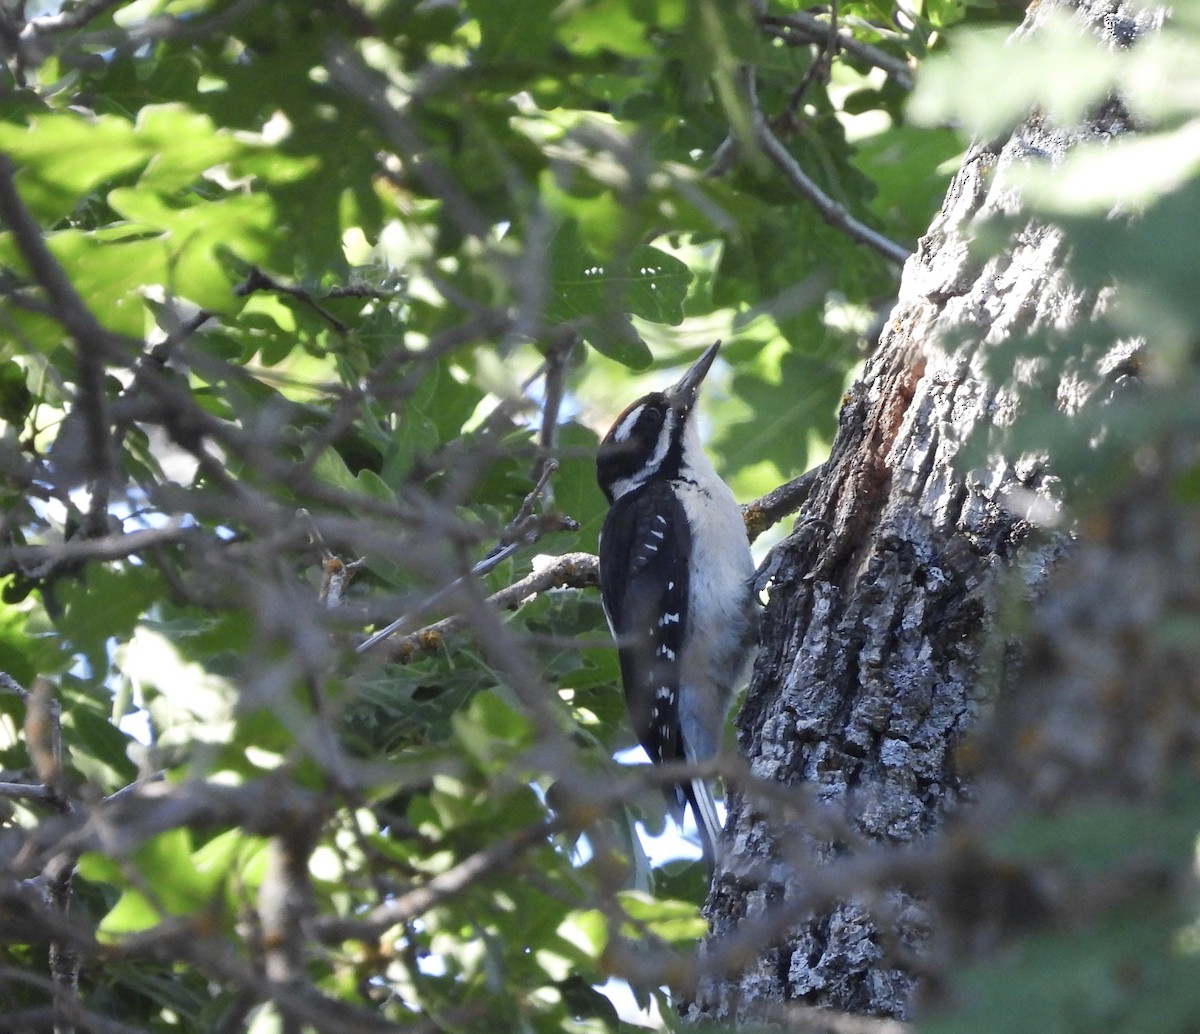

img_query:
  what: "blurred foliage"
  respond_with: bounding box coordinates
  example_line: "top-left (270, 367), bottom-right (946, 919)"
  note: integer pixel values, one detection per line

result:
top-left (908, 3), bottom-right (1200, 1032)
top-left (925, 780), bottom-right (1200, 1034)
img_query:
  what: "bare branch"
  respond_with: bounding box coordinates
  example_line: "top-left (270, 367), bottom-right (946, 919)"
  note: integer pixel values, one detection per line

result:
top-left (506, 458), bottom-right (561, 537)
top-left (358, 492), bottom-right (580, 654)
top-left (742, 70), bottom-right (911, 266)
top-left (314, 758), bottom-right (782, 948)
top-left (0, 521), bottom-right (198, 580)
top-left (15, 679), bottom-right (79, 1032)
top-left (152, 305), bottom-right (215, 355)
top-left (67, 0), bottom-right (263, 54)
top-left (0, 671), bottom-right (29, 699)
top-left (0, 780), bottom-right (57, 801)
top-left (321, 556), bottom-right (367, 608)
top-left (234, 266), bottom-right (352, 335)
top-left (379, 550), bottom-right (599, 662)
top-left (0, 151), bottom-right (110, 341)
top-left (21, 0), bottom-right (125, 38)
top-left (315, 818), bottom-right (558, 943)
top-left (533, 331), bottom-right (575, 487)
top-left (24, 680), bottom-right (66, 800)
top-left (0, 964), bottom-right (153, 1033)
top-left (109, 919), bottom-right (421, 1034)
top-left (742, 464), bottom-right (825, 544)
top-left (760, 12), bottom-right (915, 91)
top-left (324, 282), bottom-right (396, 300)
top-left (257, 828), bottom-right (322, 1027)
top-left (18, 777), bottom-right (325, 873)
top-left (0, 154), bottom-right (130, 485)
top-left (367, 455), bottom-right (824, 661)
top-left (291, 307), bottom-right (513, 487)
top-left (778, 0), bottom-right (842, 120)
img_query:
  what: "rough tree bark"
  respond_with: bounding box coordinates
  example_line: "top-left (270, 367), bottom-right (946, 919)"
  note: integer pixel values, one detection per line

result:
top-left (692, 0), bottom-right (1164, 1022)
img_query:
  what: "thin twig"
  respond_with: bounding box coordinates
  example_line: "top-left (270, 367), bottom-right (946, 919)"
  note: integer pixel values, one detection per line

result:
top-left (20, 0), bottom-right (125, 37)
top-left (234, 267), bottom-right (350, 335)
top-left (153, 306), bottom-right (215, 356)
top-left (358, 471), bottom-right (578, 654)
top-left (0, 152), bottom-right (126, 345)
top-left (0, 964), bottom-right (153, 1033)
top-left (0, 671), bottom-right (29, 699)
top-left (532, 332), bottom-right (574, 490)
top-left (105, 919), bottom-right (418, 1034)
top-left (314, 756), bottom-right (747, 945)
top-left (291, 306), bottom-right (512, 484)
top-left (0, 154), bottom-right (127, 485)
top-left (58, 0), bottom-right (263, 57)
top-left (0, 521), bottom-right (197, 580)
top-left (379, 551), bottom-right (599, 663)
top-left (506, 459), bottom-right (561, 539)
top-left (324, 282), bottom-right (396, 299)
top-left (780, 0), bottom-right (840, 120)
top-left (315, 818), bottom-right (559, 943)
top-left (16, 776), bottom-right (323, 873)
top-left (760, 11), bottom-right (915, 91)
top-left (742, 70), bottom-right (911, 266)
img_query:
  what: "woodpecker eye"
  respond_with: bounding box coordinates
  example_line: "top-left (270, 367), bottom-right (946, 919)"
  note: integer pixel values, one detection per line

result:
top-left (643, 406), bottom-right (664, 430)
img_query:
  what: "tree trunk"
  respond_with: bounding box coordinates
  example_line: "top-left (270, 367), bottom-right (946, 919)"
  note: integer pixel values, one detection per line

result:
top-left (691, 0), bottom-right (1163, 1021)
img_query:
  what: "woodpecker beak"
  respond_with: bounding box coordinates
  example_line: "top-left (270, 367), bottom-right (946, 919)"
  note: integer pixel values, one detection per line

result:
top-left (665, 341), bottom-right (720, 411)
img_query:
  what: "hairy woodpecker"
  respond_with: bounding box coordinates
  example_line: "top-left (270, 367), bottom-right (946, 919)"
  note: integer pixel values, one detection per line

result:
top-left (596, 341), bottom-right (757, 864)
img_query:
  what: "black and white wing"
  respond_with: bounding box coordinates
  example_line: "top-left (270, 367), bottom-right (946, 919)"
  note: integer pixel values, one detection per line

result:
top-left (598, 481), bottom-right (690, 777)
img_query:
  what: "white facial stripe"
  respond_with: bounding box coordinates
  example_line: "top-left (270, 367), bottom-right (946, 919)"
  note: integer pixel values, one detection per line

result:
top-left (608, 474), bottom-right (642, 500)
top-left (610, 404), bottom-right (645, 442)
top-left (643, 408), bottom-right (676, 476)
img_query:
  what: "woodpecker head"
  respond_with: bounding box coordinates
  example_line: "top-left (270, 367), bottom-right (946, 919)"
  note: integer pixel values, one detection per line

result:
top-left (596, 341), bottom-right (721, 504)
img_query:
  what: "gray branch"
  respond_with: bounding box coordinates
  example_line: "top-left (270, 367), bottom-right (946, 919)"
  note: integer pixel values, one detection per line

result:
top-left (744, 70), bottom-right (912, 266)
top-left (760, 11), bottom-right (914, 91)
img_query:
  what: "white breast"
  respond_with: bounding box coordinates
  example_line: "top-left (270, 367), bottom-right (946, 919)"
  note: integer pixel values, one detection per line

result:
top-left (674, 420), bottom-right (757, 701)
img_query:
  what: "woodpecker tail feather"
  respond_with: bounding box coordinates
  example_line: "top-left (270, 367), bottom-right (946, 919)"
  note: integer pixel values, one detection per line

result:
top-left (683, 777), bottom-right (723, 870)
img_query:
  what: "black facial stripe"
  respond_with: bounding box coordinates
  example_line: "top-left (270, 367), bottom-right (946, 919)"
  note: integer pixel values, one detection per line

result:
top-left (597, 392), bottom-right (686, 501)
